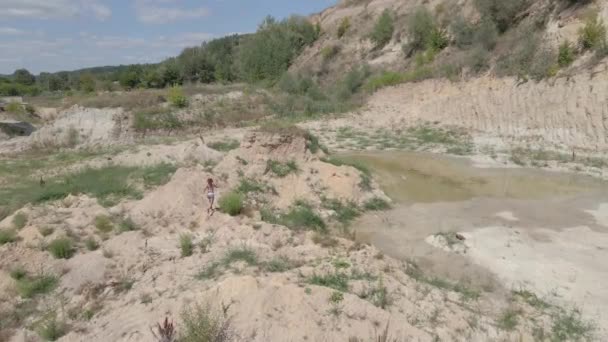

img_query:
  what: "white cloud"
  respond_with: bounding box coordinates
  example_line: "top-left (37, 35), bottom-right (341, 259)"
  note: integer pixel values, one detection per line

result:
top-left (0, 27), bottom-right (25, 35)
top-left (0, 0), bottom-right (111, 20)
top-left (85, 2), bottom-right (112, 21)
top-left (0, 30), bottom-right (215, 73)
top-left (134, 0), bottom-right (210, 24)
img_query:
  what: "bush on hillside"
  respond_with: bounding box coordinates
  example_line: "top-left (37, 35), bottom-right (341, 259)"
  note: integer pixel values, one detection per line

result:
top-left (558, 40), bottom-right (575, 67)
top-left (219, 192), bottom-right (244, 216)
top-left (370, 10), bottom-right (394, 49)
top-left (578, 13), bottom-right (607, 50)
top-left (168, 86), bottom-right (188, 108)
top-left (337, 17), bottom-right (351, 38)
top-left (321, 45), bottom-right (341, 61)
top-left (474, 0), bottom-right (530, 33)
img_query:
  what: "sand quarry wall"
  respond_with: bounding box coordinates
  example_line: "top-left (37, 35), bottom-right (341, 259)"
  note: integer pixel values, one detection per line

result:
top-left (363, 67), bottom-right (608, 151)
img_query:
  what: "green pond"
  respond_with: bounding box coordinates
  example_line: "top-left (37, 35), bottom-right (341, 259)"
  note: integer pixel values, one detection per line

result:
top-left (338, 151), bottom-right (608, 203)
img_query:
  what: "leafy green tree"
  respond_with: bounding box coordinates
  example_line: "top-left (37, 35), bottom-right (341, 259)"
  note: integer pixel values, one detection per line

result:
top-left (238, 15), bottom-right (318, 82)
top-left (13, 69), bottom-right (36, 86)
top-left (79, 73), bottom-right (96, 93)
top-left (159, 60), bottom-right (182, 86)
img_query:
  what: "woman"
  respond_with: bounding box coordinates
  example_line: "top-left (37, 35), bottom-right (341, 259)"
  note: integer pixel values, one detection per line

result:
top-left (205, 178), bottom-right (217, 216)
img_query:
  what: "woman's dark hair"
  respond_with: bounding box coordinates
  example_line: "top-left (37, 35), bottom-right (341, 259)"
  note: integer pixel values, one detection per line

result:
top-left (207, 178), bottom-right (213, 184)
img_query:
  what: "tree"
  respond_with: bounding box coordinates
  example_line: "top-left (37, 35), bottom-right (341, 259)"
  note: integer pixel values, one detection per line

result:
top-left (13, 69), bottom-right (35, 86)
top-left (48, 75), bottom-right (67, 91)
top-left (238, 16), bottom-right (318, 82)
top-left (79, 73), bottom-right (96, 93)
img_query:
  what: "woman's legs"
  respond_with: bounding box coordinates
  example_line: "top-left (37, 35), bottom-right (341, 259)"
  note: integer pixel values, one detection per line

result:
top-left (207, 196), bottom-right (215, 215)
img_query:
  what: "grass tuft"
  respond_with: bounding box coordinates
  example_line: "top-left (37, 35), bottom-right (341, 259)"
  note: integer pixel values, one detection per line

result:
top-left (15, 273), bottom-right (58, 298)
top-left (118, 217), bottom-right (138, 232)
top-left (94, 215), bottom-right (113, 233)
top-left (223, 247), bottom-right (258, 266)
top-left (363, 197), bottom-right (391, 211)
top-left (551, 308), bottom-right (596, 341)
top-left (322, 198), bottom-right (360, 226)
top-left (262, 202), bottom-right (326, 232)
top-left (265, 160), bottom-right (299, 177)
top-left (308, 273), bottom-right (349, 292)
top-left (497, 308), bottom-right (520, 331)
top-left (47, 238), bottom-right (75, 259)
top-left (180, 234), bottom-right (194, 257)
top-left (218, 192), bottom-right (244, 216)
top-left (208, 140), bottom-right (240, 152)
top-left (36, 313), bottom-right (67, 341)
top-left (12, 212), bottom-right (28, 229)
top-left (0, 229), bottom-right (18, 245)
top-left (263, 256), bottom-right (294, 273)
top-left (179, 303), bottom-right (233, 342)
top-left (84, 237), bottom-right (99, 251)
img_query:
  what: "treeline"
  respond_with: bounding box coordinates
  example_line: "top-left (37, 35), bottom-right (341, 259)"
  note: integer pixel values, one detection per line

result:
top-left (0, 15), bottom-right (319, 96)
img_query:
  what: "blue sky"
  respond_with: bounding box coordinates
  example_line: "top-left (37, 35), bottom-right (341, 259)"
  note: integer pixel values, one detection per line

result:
top-left (0, 0), bottom-right (336, 75)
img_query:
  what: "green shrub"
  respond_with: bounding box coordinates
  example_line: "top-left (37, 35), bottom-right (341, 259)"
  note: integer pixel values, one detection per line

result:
top-left (370, 10), bottom-right (394, 49)
top-left (38, 226), bottom-right (54, 237)
top-left (36, 313), bottom-right (67, 341)
top-left (363, 197), bottom-right (391, 211)
top-left (497, 309), bottom-right (520, 330)
top-left (207, 140), bottom-right (239, 152)
top-left (451, 16), bottom-right (476, 48)
top-left (84, 237), bottom-right (99, 251)
top-left (48, 238), bottom-right (75, 259)
top-left (94, 215), bottom-right (113, 233)
top-left (9, 266), bottom-right (27, 280)
top-left (223, 247), bottom-right (258, 266)
top-left (5, 102), bottom-right (25, 114)
top-left (219, 192), bottom-right (244, 216)
top-left (322, 198), bottom-right (360, 226)
top-left (0, 229), bottom-right (17, 245)
top-left (335, 65), bottom-right (370, 101)
top-left (308, 273), bottom-right (349, 292)
top-left (179, 303), bottom-right (233, 342)
top-left (265, 160), bottom-right (299, 177)
top-left (180, 234), bottom-right (194, 257)
top-left (578, 13), bottom-right (606, 50)
top-left (337, 17), bottom-right (351, 38)
top-left (236, 178), bottom-right (267, 194)
top-left (118, 217), bottom-right (138, 232)
top-left (558, 40), bottom-right (575, 67)
top-left (465, 47), bottom-right (491, 74)
top-left (408, 7), bottom-right (440, 52)
top-left (16, 274), bottom-right (58, 298)
top-left (266, 202), bottom-right (326, 232)
top-left (474, 0), bottom-right (529, 33)
top-left (551, 308), bottom-right (596, 341)
top-left (321, 45), bottom-right (341, 61)
top-left (12, 212), bottom-right (27, 229)
top-left (365, 71), bottom-right (404, 92)
top-left (305, 132), bottom-right (329, 154)
top-left (263, 257), bottom-right (294, 272)
top-left (168, 86), bottom-right (188, 108)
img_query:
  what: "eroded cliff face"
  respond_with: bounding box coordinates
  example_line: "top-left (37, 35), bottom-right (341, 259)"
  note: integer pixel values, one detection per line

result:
top-left (362, 67), bottom-right (608, 151)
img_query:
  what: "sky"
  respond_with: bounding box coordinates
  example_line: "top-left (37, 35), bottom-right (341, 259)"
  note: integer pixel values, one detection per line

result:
top-left (0, 0), bottom-right (337, 75)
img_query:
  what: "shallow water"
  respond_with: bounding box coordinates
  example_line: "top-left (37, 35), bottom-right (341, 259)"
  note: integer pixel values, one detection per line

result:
top-left (339, 151), bottom-right (608, 203)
